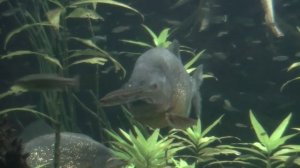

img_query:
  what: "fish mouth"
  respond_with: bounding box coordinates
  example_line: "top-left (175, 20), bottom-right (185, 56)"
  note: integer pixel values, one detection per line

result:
top-left (99, 86), bottom-right (154, 106)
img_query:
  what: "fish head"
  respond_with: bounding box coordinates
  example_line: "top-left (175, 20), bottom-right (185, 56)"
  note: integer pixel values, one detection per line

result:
top-left (100, 66), bottom-right (172, 107)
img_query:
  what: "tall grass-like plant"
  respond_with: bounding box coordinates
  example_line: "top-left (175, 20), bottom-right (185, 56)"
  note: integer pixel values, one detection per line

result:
top-left (0, 0), bottom-right (142, 134)
top-left (220, 110), bottom-right (300, 168)
top-left (106, 126), bottom-right (184, 168)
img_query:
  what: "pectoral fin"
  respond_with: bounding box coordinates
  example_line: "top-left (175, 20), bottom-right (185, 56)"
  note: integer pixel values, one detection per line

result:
top-left (165, 113), bottom-right (196, 129)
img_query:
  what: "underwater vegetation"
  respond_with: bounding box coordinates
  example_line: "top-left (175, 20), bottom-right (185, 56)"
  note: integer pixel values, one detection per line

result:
top-left (106, 111), bottom-right (300, 168)
top-left (0, 0), bottom-right (300, 168)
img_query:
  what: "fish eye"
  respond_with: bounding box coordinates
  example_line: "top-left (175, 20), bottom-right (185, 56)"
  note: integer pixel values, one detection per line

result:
top-left (150, 83), bottom-right (159, 90)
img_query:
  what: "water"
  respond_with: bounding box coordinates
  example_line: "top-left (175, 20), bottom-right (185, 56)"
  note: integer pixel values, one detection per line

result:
top-left (0, 0), bottom-right (300, 167)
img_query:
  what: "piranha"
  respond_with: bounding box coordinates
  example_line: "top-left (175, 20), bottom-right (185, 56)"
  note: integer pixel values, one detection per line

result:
top-left (100, 41), bottom-right (203, 129)
top-left (13, 74), bottom-right (79, 91)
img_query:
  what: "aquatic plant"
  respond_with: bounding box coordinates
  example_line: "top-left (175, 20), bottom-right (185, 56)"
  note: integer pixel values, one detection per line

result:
top-left (106, 126), bottom-right (184, 168)
top-left (170, 116), bottom-right (240, 167)
top-left (0, 0), bottom-right (142, 135)
top-left (218, 110), bottom-right (300, 168)
top-left (121, 25), bottom-right (172, 48)
top-left (280, 26), bottom-right (300, 91)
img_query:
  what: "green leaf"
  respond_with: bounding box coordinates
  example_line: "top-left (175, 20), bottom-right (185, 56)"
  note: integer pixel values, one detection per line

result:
top-left (1, 50), bottom-right (62, 69)
top-left (142, 25), bottom-right (158, 46)
top-left (273, 145), bottom-right (300, 156)
top-left (249, 110), bottom-right (270, 149)
top-left (46, 8), bottom-right (64, 30)
top-left (4, 22), bottom-right (53, 49)
top-left (69, 37), bottom-right (102, 51)
top-left (281, 77), bottom-right (300, 92)
top-left (67, 57), bottom-right (107, 68)
top-left (156, 28), bottom-right (170, 47)
top-left (66, 7), bottom-right (103, 20)
top-left (0, 106), bottom-right (57, 124)
top-left (270, 113), bottom-right (292, 142)
top-left (69, 37), bottom-right (126, 77)
top-left (120, 39), bottom-right (153, 48)
top-left (202, 115), bottom-right (224, 137)
top-left (69, 0), bottom-right (143, 20)
top-left (184, 50), bottom-right (205, 70)
top-left (287, 62), bottom-right (300, 71)
top-left (67, 49), bottom-right (109, 60)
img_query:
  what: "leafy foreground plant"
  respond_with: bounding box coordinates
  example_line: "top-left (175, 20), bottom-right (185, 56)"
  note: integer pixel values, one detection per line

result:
top-left (221, 110), bottom-right (300, 168)
top-left (171, 115), bottom-right (240, 167)
top-left (106, 126), bottom-right (184, 168)
top-left (121, 25), bottom-right (172, 48)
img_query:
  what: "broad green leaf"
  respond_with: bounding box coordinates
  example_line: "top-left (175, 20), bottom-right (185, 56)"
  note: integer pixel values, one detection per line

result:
top-left (10, 85), bottom-right (28, 94)
top-left (269, 133), bottom-right (299, 151)
top-left (69, 37), bottom-right (126, 77)
top-left (292, 128), bottom-right (300, 131)
top-left (202, 115), bottom-right (224, 137)
top-left (67, 49), bottom-right (108, 60)
top-left (273, 145), bottom-right (300, 156)
top-left (142, 25), bottom-right (158, 45)
top-left (203, 74), bottom-right (218, 80)
top-left (46, 8), bottom-right (64, 30)
top-left (67, 57), bottom-right (107, 68)
top-left (0, 87), bottom-right (27, 100)
top-left (222, 144), bottom-right (266, 158)
top-left (184, 50), bottom-right (205, 69)
top-left (186, 67), bottom-right (196, 73)
top-left (287, 62), bottom-right (300, 71)
top-left (66, 7), bottom-right (103, 20)
top-left (270, 113), bottom-right (292, 142)
top-left (69, 0), bottom-right (143, 20)
top-left (280, 76), bottom-right (300, 92)
top-left (156, 28), bottom-right (170, 47)
top-left (253, 142), bottom-right (267, 153)
top-left (249, 110), bottom-right (270, 148)
top-left (69, 37), bottom-right (102, 51)
top-left (297, 26), bottom-right (300, 32)
top-left (120, 39), bottom-right (153, 48)
top-left (4, 22), bottom-right (53, 49)
top-left (1, 50), bottom-right (62, 69)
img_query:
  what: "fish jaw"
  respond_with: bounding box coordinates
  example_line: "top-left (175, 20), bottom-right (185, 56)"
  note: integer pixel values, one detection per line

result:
top-left (99, 86), bottom-right (154, 107)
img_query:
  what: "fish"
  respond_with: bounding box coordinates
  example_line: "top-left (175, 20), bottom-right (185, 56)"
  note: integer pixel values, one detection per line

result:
top-left (13, 74), bottom-right (79, 91)
top-left (260, 0), bottom-right (284, 37)
top-left (100, 40), bottom-right (203, 129)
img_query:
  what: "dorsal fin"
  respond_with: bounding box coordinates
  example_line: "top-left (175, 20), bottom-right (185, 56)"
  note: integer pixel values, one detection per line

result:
top-left (167, 40), bottom-right (180, 57)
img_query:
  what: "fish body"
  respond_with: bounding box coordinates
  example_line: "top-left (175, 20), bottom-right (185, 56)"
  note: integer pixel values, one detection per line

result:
top-left (25, 132), bottom-right (112, 168)
top-left (100, 41), bottom-right (203, 128)
top-left (14, 74), bottom-right (79, 91)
